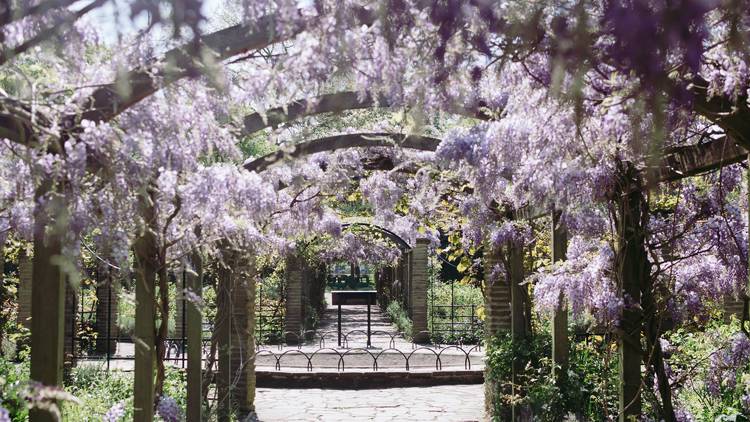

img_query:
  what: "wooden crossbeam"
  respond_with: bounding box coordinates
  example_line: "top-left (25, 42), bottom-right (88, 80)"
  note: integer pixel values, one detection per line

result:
top-left (242, 91), bottom-right (497, 136)
top-left (243, 133), bottom-right (440, 173)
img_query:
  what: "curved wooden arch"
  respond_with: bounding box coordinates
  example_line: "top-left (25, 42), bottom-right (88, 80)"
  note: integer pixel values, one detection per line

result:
top-left (341, 222), bottom-right (412, 251)
top-left (242, 91), bottom-right (499, 136)
top-left (243, 132), bottom-right (441, 173)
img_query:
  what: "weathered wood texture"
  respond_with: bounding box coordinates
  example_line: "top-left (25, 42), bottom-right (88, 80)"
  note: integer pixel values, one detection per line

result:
top-left (186, 253), bottom-right (203, 422)
top-left (132, 190), bottom-right (159, 422)
top-left (242, 91), bottom-right (497, 136)
top-left (29, 184), bottom-right (67, 422)
top-left (614, 163), bottom-right (648, 421)
top-left (244, 133), bottom-right (441, 173)
top-left (551, 211), bottom-right (569, 386)
top-left (216, 251), bottom-right (256, 420)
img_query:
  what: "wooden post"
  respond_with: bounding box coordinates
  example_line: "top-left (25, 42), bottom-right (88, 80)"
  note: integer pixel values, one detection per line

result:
top-left (186, 252), bottom-right (203, 422)
top-left (243, 258), bottom-right (257, 417)
top-left (508, 239), bottom-right (527, 422)
top-left (216, 248), bottom-right (256, 420)
top-left (551, 210), bottom-right (569, 386)
top-left (132, 189), bottom-right (158, 422)
top-left (216, 252), bottom-right (232, 422)
top-left (29, 183), bottom-right (66, 422)
top-left (615, 162), bottom-right (646, 421)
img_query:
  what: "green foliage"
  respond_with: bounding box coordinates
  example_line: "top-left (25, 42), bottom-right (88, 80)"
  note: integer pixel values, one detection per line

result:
top-left (386, 301), bottom-right (413, 339)
top-left (63, 365), bottom-right (133, 421)
top-left (62, 365), bottom-right (187, 421)
top-left (0, 354), bottom-right (30, 420)
top-left (428, 280), bottom-right (484, 344)
top-left (485, 329), bottom-right (618, 421)
top-left (669, 319), bottom-right (750, 421)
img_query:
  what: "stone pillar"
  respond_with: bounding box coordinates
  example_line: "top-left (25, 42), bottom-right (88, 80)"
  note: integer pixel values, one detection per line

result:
top-left (410, 239), bottom-right (429, 343)
top-left (16, 255), bottom-right (33, 331)
top-left (284, 254), bottom-right (303, 343)
top-left (216, 251), bottom-right (256, 421)
top-left (95, 275), bottom-right (119, 355)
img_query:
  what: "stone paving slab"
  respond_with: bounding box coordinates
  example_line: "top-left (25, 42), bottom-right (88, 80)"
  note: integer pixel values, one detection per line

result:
top-left (255, 384), bottom-right (486, 421)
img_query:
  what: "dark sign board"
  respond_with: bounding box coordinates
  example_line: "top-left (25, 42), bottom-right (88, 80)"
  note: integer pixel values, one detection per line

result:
top-left (331, 290), bottom-right (377, 306)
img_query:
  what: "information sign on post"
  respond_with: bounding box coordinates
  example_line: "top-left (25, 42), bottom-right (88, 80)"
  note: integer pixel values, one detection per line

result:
top-left (331, 290), bottom-right (377, 347)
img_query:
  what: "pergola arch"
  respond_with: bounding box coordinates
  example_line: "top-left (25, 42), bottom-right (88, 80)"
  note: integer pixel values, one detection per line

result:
top-left (341, 221), bottom-right (412, 251)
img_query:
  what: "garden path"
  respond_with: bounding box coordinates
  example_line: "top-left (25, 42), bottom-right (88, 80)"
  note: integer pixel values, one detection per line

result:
top-left (254, 384), bottom-right (486, 421)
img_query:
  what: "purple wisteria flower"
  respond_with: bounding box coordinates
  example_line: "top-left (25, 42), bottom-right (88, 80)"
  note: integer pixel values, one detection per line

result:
top-left (706, 333), bottom-right (750, 396)
top-left (0, 406), bottom-right (10, 422)
top-left (156, 396), bottom-right (182, 422)
top-left (103, 400), bottom-right (126, 422)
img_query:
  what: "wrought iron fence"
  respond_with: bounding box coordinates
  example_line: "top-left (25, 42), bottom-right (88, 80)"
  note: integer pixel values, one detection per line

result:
top-left (429, 304), bottom-right (483, 344)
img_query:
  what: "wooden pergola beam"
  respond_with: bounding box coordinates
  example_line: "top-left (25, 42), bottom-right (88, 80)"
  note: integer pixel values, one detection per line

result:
top-left (242, 91), bottom-right (498, 136)
top-left (243, 132), bottom-right (441, 173)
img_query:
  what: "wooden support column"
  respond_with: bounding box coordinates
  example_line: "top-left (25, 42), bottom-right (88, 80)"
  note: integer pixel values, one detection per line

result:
top-left (186, 253), bottom-right (203, 422)
top-left (132, 190), bottom-right (158, 422)
top-left (551, 211), bottom-right (569, 386)
top-left (410, 239), bottom-right (429, 343)
top-left (508, 239), bottom-right (528, 422)
top-left (29, 183), bottom-right (67, 422)
top-left (216, 249), bottom-right (256, 421)
top-left (614, 162), bottom-right (646, 421)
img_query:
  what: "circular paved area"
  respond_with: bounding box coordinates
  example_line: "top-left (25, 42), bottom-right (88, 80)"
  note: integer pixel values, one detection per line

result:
top-left (254, 384), bottom-right (486, 421)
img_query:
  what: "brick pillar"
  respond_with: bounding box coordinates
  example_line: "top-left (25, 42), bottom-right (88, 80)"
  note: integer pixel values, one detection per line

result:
top-left (95, 275), bottom-right (119, 355)
top-left (216, 251), bottom-right (256, 421)
top-left (401, 251), bottom-right (411, 308)
top-left (410, 239), bottom-right (429, 343)
top-left (725, 296), bottom-right (744, 321)
top-left (16, 255), bottom-right (33, 331)
top-left (64, 283), bottom-right (77, 365)
top-left (484, 245), bottom-right (511, 417)
top-left (284, 254), bottom-right (303, 343)
top-left (483, 247), bottom-right (511, 336)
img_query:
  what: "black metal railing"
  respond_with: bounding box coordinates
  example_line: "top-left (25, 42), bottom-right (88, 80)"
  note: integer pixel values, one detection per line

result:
top-left (429, 304), bottom-right (483, 344)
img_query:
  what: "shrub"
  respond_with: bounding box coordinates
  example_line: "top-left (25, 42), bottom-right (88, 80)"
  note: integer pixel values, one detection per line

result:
top-left (386, 301), bottom-right (413, 339)
top-left (485, 329), bottom-right (618, 421)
